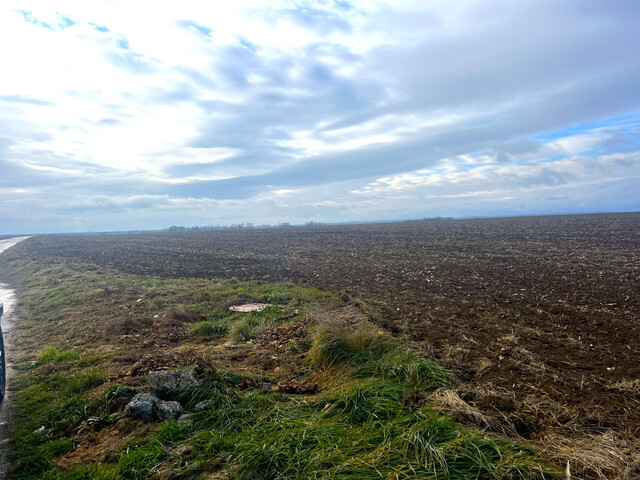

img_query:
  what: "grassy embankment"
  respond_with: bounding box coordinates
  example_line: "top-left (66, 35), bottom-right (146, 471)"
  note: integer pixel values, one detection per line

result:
top-left (0, 248), bottom-right (561, 479)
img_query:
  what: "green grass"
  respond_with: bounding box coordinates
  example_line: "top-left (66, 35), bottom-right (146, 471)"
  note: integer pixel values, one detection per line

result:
top-left (229, 305), bottom-right (289, 342)
top-left (190, 320), bottom-right (229, 336)
top-left (191, 304), bottom-right (299, 342)
top-left (190, 304), bottom-right (300, 341)
top-left (38, 346), bottom-right (81, 364)
top-left (49, 357), bottom-right (557, 480)
top-left (360, 349), bottom-right (453, 390)
top-left (307, 326), bottom-right (399, 367)
top-left (24, 329), bottom-right (558, 479)
top-left (9, 363), bottom-right (112, 478)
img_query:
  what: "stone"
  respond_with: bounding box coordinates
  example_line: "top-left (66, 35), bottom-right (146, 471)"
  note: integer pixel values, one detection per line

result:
top-left (155, 400), bottom-right (183, 420)
top-left (177, 413), bottom-right (193, 426)
top-left (125, 393), bottom-right (159, 420)
top-left (194, 399), bottom-right (213, 411)
top-left (261, 382), bottom-right (276, 393)
top-left (148, 369), bottom-right (201, 399)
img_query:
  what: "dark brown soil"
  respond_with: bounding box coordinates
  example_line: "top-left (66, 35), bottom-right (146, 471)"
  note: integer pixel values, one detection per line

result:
top-left (6, 212), bottom-right (640, 476)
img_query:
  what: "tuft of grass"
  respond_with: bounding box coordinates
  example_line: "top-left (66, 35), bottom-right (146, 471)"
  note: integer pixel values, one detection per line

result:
top-left (229, 305), bottom-right (290, 342)
top-left (205, 307), bottom-right (229, 320)
top-left (115, 438), bottom-right (168, 479)
top-left (260, 286), bottom-right (292, 304)
top-left (10, 436), bottom-right (73, 478)
top-left (307, 325), bottom-right (398, 367)
top-left (38, 346), bottom-right (81, 364)
top-left (308, 324), bottom-right (453, 390)
top-left (324, 379), bottom-right (406, 423)
top-left (141, 295), bottom-right (166, 311)
top-left (286, 337), bottom-right (312, 353)
top-left (360, 349), bottom-right (453, 390)
top-left (190, 320), bottom-right (229, 337)
top-left (229, 316), bottom-right (257, 342)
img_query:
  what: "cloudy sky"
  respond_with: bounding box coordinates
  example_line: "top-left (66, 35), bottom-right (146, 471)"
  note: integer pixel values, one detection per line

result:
top-left (1, 0), bottom-right (639, 233)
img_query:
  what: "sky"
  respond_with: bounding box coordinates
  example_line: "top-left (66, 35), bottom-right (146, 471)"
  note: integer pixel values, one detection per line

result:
top-left (0, 0), bottom-right (639, 234)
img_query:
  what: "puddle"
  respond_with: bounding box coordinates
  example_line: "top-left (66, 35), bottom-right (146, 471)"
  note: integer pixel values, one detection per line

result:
top-left (0, 237), bottom-right (30, 336)
top-left (0, 284), bottom-right (17, 334)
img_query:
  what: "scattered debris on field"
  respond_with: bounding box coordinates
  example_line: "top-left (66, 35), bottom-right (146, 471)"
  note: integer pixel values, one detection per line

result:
top-left (261, 379), bottom-right (319, 394)
top-left (229, 303), bottom-right (271, 312)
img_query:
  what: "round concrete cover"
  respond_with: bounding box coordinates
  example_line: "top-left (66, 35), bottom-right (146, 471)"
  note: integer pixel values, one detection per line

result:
top-left (229, 303), bottom-right (270, 313)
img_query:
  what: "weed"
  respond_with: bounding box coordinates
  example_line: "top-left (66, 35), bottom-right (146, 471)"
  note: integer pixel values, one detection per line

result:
top-left (190, 320), bottom-right (229, 337)
top-left (324, 379), bottom-right (406, 423)
top-left (38, 346), bottom-right (81, 364)
top-left (229, 305), bottom-right (289, 342)
top-left (10, 434), bottom-right (72, 478)
top-left (360, 349), bottom-right (453, 390)
top-left (307, 325), bottom-right (397, 367)
top-left (286, 338), bottom-right (312, 353)
top-left (141, 295), bottom-right (166, 312)
top-left (308, 325), bottom-right (452, 391)
top-left (229, 316), bottom-right (257, 342)
top-left (205, 307), bottom-right (229, 320)
top-left (116, 438), bottom-right (168, 479)
top-left (260, 287), bottom-right (292, 304)
top-left (48, 368), bottom-right (107, 395)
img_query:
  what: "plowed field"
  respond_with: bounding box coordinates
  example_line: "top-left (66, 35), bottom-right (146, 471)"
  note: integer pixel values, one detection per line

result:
top-left (11, 212), bottom-right (640, 477)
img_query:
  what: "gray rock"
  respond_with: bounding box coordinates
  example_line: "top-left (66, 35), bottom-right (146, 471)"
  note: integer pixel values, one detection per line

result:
top-left (148, 369), bottom-right (201, 399)
top-left (155, 400), bottom-right (183, 420)
top-left (194, 399), bottom-right (213, 411)
top-left (177, 413), bottom-right (193, 426)
top-left (125, 393), bottom-right (159, 420)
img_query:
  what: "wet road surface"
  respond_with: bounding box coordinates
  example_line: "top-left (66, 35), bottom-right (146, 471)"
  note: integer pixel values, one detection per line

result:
top-left (0, 237), bottom-right (31, 479)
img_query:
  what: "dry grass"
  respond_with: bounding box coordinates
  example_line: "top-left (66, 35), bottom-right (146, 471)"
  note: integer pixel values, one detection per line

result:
top-left (428, 380), bottom-right (640, 479)
top-left (605, 378), bottom-right (640, 395)
top-left (426, 374), bottom-right (639, 479)
top-left (439, 342), bottom-right (471, 364)
top-left (538, 431), bottom-right (640, 480)
top-left (427, 388), bottom-right (493, 429)
top-left (423, 328), bottom-right (640, 480)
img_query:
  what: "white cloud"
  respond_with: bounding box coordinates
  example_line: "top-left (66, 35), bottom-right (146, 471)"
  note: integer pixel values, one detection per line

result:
top-left (351, 149), bottom-right (640, 204)
top-left (0, 1), bottom-right (639, 232)
top-left (546, 132), bottom-right (605, 155)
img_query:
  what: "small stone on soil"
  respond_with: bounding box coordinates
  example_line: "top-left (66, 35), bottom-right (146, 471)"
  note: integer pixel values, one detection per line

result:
top-left (155, 400), bottom-right (183, 420)
top-left (125, 393), bottom-right (159, 420)
top-left (177, 414), bottom-right (193, 426)
top-left (194, 400), bottom-right (213, 411)
top-left (148, 369), bottom-right (201, 399)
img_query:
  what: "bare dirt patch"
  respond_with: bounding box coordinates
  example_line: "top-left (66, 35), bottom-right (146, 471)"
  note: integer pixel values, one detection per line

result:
top-left (56, 417), bottom-right (157, 470)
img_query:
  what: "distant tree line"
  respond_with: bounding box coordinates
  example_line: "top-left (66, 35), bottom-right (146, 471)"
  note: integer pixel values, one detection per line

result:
top-left (404, 216), bottom-right (454, 222)
top-left (165, 221), bottom-right (324, 232)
